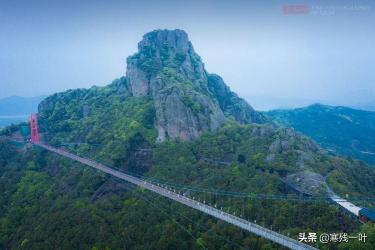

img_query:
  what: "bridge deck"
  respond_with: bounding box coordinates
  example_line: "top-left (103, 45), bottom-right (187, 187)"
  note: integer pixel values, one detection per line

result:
top-left (36, 143), bottom-right (317, 250)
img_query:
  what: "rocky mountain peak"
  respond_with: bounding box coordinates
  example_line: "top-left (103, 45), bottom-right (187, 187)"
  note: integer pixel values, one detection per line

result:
top-left (125, 29), bottom-right (267, 142)
top-left (138, 29), bottom-right (191, 56)
top-left (126, 29), bottom-right (206, 97)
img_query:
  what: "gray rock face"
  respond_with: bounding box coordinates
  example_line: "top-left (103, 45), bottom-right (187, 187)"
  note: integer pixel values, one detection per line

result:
top-left (250, 126), bottom-right (273, 137)
top-left (284, 170), bottom-right (329, 196)
top-left (126, 58), bottom-right (149, 96)
top-left (207, 74), bottom-right (268, 124)
top-left (125, 29), bottom-right (266, 141)
top-left (151, 75), bottom-right (225, 142)
top-left (126, 29), bottom-right (208, 97)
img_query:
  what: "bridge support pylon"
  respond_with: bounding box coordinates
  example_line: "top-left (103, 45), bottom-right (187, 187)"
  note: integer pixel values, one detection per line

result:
top-left (30, 113), bottom-right (39, 143)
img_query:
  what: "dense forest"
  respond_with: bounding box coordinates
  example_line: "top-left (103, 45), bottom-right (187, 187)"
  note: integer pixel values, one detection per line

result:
top-left (2, 123), bottom-right (375, 249)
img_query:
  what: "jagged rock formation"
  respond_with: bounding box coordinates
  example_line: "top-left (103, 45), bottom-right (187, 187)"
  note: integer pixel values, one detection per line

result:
top-left (125, 29), bottom-right (267, 141)
top-left (38, 29), bottom-right (267, 143)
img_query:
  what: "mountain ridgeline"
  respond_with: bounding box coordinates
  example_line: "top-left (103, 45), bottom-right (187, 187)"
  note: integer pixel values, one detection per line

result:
top-left (266, 104), bottom-right (375, 165)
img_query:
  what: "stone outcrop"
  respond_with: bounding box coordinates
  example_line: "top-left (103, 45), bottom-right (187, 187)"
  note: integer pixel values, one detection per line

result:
top-left (125, 29), bottom-right (267, 141)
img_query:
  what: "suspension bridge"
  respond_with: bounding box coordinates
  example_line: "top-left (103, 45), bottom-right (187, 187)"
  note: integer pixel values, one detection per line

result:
top-left (35, 142), bottom-right (317, 250)
top-left (3, 113), bottom-right (373, 249)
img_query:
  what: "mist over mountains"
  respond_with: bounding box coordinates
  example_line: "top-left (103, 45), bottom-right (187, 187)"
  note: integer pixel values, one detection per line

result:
top-left (0, 96), bottom-right (46, 128)
top-left (0, 96), bottom-right (45, 115)
top-left (246, 95), bottom-right (375, 112)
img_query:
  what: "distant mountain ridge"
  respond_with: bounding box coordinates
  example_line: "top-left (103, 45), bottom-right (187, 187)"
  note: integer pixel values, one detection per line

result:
top-left (266, 103), bottom-right (375, 165)
top-left (0, 96), bottom-right (46, 115)
top-left (0, 96), bottom-right (46, 128)
top-left (355, 103), bottom-right (375, 112)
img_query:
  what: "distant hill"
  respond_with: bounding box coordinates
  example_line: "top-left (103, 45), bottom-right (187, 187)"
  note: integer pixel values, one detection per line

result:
top-left (355, 103), bottom-right (375, 112)
top-left (244, 95), bottom-right (317, 111)
top-left (0, 96), bottom-right (46, 115)
top-left (266, 104), bottom-right (375, 165)
top-left (0, 96), bottom-right (46, 128)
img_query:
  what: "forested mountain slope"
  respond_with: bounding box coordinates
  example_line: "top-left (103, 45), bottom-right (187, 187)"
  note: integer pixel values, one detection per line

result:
top-left (266, 104), bottom-right (375, 165)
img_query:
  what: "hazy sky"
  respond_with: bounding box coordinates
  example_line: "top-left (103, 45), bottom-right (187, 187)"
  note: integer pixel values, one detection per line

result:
top-left (1, 0), bottom-right (374, 110)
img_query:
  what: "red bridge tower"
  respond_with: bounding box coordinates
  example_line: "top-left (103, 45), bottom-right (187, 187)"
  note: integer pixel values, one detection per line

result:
top-left (30, 113), bottom-right (39, 143)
